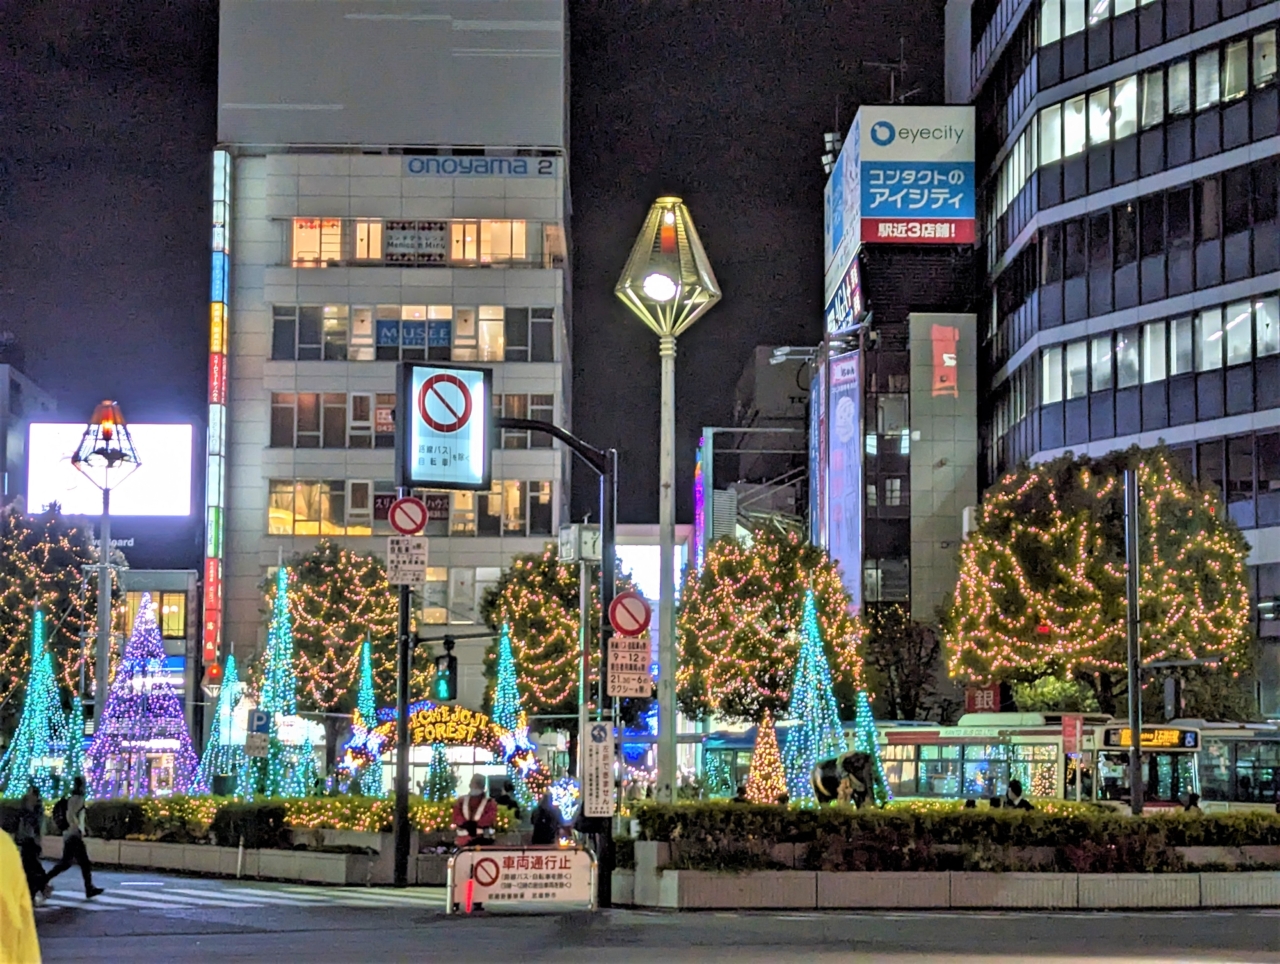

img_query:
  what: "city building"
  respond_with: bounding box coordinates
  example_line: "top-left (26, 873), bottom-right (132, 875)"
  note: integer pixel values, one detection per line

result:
top-left (947, 0), bottom-right (1280, 710)
top-left (0, 359), bottom-right (56, 510)
top-left (210, 0), bottom-right (571, 710)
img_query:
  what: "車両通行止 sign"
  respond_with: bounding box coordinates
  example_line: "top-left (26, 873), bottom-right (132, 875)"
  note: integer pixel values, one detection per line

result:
top-left (397, 363), bottom-right (492, 490)
top-left (448, 847), bottom-right (596, 913)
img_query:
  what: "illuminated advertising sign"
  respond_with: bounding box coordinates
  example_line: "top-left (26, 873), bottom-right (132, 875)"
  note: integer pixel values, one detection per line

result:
top-left (809, 359), bottom-right (828, 547)
top-left (824, 106), bottom-right (976, 302)
top-left (824, 254), bottom-right (864, 336)
top-left (693, 437), bottom-right (707, 572)
top-left (825, 352), bottom-right (862, 611)
top-left (397, 363), bottom-right (492, 490)
top-left (1103, 727), bottom-right (1200, 750)
top-left (28, 424), bottom-right (193, 517)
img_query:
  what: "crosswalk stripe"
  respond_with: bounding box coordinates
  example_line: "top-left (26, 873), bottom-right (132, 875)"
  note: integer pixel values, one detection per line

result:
top-left (170, 887), bottom-right (323, 907)
top-left (274, 885), bottom-right (446, 904)
top-left (53, 890), bottom-right (264, 910)
top-left (42, 898), bottom-right (111, 911)
top-left (307, 891), bottom-right (445, 907)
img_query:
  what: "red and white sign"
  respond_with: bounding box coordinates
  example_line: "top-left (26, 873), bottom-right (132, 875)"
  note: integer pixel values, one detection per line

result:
top-left (965, 684), bottom-right (1001, 714)
top-left (417, 372), bottom-right (473, 434)
top-left (449, 847), bottom-right (595, 913)
top-left (1062, 714), bottom-right (1084, 756)
top-left (388, 496), bottom-right (429, 535)
top-left (608, 591), bottom-right (651, 636)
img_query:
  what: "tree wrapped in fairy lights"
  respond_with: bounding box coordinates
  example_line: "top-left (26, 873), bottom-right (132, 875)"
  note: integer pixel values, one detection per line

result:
top-left (678, 527), bottom-right (863, 725)
top-left (242, 567), bottom-right (318, 798)
top-left (353, 640), bottom-right (384, 797)
top-left (63, 695), bottom-right (85, 788)
top-left (277, 542), bottom-right (399, 773)
top-left (86, 594), bottom-right (205, 798)
top-left (850, 690), bottom-right (891, 807)
top-left (945, 448), bottom-right (1253, 716)
top-left (422, 743), bottom-right (456, 802)
top-left (0, 611), bottom-right (68, 798)
top-left (780, 592), bottom-right (848, 804)
top-left (744, 710), bottom-right (786, 804)
top-left (490, 623), bottom-right (536, 807)
top-left (199, 654), bottom-right (245, 793)
top-left (480, 546), bottom-right (634, 718)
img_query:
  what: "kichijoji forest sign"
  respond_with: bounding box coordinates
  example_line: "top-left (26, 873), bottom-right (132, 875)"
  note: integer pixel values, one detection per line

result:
top-left (369, 701), bottom-right (499, 750)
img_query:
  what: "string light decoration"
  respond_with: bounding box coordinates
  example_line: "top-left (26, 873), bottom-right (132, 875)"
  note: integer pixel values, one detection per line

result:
top-left (946, 450), bottom-right (1252, 712)
top-left (63, 695), bottom-right (85, 787)
top-left (491, 622), bottom-right (536, 807)
top-left (422, 743), bottom-right (456, 802)
top-left (550, 775), bottom-right (580, 824)
top-left (199, 654), bottom-right (245, 792)
top-left (677, 527), bottom-right (863, 725)
top-left (480, 546), bottom-right (635, 716)
top-left (242, 568), bottom-right (317, 798)
top-left (702, 750), bottom-right (733, 798)
top-left (86, 594), bottom-right (206, 798)
top-left (850, 690), bottom-right (891, 807)
top-left (744, 710), bottom-right (786, 804)
top-left (0, 612), bottom-right (68, 798)
top-left (353, 640), bottom-right (384, 797)
top-left (780, 591), bottom-right (848, 804)
top-left (0, 508), bottom-right (98, 705)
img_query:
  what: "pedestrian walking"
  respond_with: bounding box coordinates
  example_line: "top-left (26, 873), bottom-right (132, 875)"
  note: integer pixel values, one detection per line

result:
top-left (530, 791), bottom-right (560, 845)
top-left (45, 777), bottom-right (103, 899)
top-left (14, 787), bottom-right (49, 904)
top-left (0, 831), bottom-right (41, 964)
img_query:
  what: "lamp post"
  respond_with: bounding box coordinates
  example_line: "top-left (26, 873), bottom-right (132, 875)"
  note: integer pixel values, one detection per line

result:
top-left (70, 401), bottom-right (140, 718)
top-left (615, 197), bottom-right (721, 803)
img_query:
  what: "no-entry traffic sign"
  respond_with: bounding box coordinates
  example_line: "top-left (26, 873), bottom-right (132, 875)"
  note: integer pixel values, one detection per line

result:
top-left (418, 372), bottom-right (473, 433)
top-left (388, 496), bottom-right (428, 536)
top-left (608, 591), bottom-right (651, 636)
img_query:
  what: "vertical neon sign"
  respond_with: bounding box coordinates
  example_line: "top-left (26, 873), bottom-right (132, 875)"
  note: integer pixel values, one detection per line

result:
top-left (692, 436), bottom-right (706, 572)
top-left (204, 150), bottom-right (231, 667)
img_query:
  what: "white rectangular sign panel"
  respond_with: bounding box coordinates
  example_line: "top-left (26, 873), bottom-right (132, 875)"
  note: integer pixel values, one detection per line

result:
top-left (386, 537), bottom-right (429, 585)
top-left (607, 636), bottom-right (653, 698)
top-left (582, 721), bottom-right (616, 818)
top-left (449, 847), bottom-right (595, 912)
top-left (399, 363), bottom-right (492, 490)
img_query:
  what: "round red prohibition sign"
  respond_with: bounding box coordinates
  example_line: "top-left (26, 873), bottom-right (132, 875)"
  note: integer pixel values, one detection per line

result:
top-left (388, 497), bottom-right (428, 536)
top-left (417, 373), bottom-right (473, 434)
top-left (473, 857), bottom-right (501, 888)
top-left (609, 591), bottom-right (652, 636)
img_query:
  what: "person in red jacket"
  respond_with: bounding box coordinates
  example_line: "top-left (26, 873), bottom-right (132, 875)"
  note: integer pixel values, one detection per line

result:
top-left (451, 774), bottom-right (497, 847)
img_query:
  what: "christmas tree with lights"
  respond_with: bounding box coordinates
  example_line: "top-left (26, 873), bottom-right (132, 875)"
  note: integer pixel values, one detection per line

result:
top-left (780, 590), bottom-right (847, 804)
top-left (63, 695), bottom-right (86, 789)
top-left (86, 594), bottom-right (205, 798)
top-left (0, 611), bottom-right (67, 798)
top-left (353, 639), bottom-right (384, 797)
top-left (199, 654), bottom-right (246, 794)
top-left (850, 690), bottom-right (891, 807)
top-left (745, 710), bottom-right (786, 804)
top-left (491, 622), bottom-right (535, 807)
top-left (422, 743), bottom-right (456, 802)
top-left (243, 567), bottom-right (317, 798)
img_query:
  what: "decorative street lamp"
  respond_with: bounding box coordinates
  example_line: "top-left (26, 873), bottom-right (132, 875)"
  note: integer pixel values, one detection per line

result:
top-left (71, 400), bottom-right (140, 714)
top-left (615, 197), bottom-right (721, 802)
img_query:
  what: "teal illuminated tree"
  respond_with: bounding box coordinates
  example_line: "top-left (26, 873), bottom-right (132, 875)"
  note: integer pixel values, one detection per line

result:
top-left (200, 654), bottom-right (246, 794)
top-left (491, 623), bottom-right (535, 808)
top-left (243, 568), bottom-right (318, 798)
top-left (850, 690), bottom-right (891, 807)
top-left (0, 611), bottom-right (67, 798)
top-left (86, 595), bottom-right (205, 798)
top-left (354, 639), bottom-right (384, 797)
top-left (780, 590), bottom-right (847, 804)
top-left (422, 743), bottom-right (456, 802)
top-left (63, 695), bottom-right (85, 789)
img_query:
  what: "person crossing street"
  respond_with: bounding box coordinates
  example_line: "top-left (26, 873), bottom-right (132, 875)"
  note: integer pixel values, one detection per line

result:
top-left (45, 777), bottom-right (103, 900)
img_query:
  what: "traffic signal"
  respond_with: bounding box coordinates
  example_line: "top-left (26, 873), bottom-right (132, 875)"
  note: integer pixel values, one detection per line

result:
top-left (433, 637), bottom-right (458, 702)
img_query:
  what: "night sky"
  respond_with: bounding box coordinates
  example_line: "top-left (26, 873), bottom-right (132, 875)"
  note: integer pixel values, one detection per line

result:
top-left (0, 0), bottom-right (944, 531)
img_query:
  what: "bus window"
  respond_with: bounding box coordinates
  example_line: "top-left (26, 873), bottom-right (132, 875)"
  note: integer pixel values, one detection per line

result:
top-left (962, 744), bottom-right (1010, 797)
top-left (1236, 742), bottom-right (1280, 803)
top-left (919, 744), bottom-right (961, 796)
top-left (1065, 753), bottom-right (1094, 801)
top-left (1199, 740), bottom-right (1232, 801)
top-left (1098, 752), bottom-right (1131, 801)
top-left (881, 744), bottom-right (918, 798)
top-left (1148, 752), bottom-right (1196, 804)
top-left (1011, 744), bottom-right (1058, 797)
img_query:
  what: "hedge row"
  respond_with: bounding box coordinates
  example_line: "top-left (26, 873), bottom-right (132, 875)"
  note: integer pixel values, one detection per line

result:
top-left (631, 802), bottom-right (1280, 874)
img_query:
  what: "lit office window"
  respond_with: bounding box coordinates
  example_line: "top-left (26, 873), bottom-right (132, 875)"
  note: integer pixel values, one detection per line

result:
top-left (1255, 30), bottom-right (1277, 87)
top-left (353, 219), bottom-right (383, 260)
top-left (1168, 60), bottom-right (1192, 115)
top-left (1040, 0), bottom-right (1062, 45)
top-left (1063, 96), bottom-right (1087, 156)
top-left (1115, 328), bottom-right (1140, 389)
top-left (1040, 105), bottom-right (1062, 164)
top-left (1223, 41), bottom-right (1249, 102)
top-left (1088, 89), bottom-right (1111, 147)
top-left (1113, 75), bottom-right (1138, 139)
top-left (1225, 301), bottom-right (1253, 366)
top-left (1171, 317), bottom-right (1194, 375)
top-left (1196, 308), bottom-right (1224, 372)
top-left (1141, 70), bottom-right (1164, 129)
top-left (1042, 346), bottom-right (1064, 404)
top-left (1063, 0), bottom-right (1085, 36)
top-left (1142, 321), bottom-right (1166, 383)
top-left (1258, 296), bottom-right (1280, 357)
top-left (1091, 335), bottom-right (1113, 392)
top-left (1066, 341), bottom-right (1088, 399)
top-left (1196, 50), bottom-right (1221, 111)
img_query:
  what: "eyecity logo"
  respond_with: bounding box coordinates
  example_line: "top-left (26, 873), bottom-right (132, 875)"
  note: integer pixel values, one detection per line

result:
top-left (869, 121), bottom-right (896, 146)
top-left (868, 120), bottom-right (967, 147)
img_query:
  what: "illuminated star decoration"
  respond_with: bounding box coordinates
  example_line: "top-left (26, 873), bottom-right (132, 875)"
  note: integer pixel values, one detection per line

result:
top-left (86, 594), bottom-right (206, 798)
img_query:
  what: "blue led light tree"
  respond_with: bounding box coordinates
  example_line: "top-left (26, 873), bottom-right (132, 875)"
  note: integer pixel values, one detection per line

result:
top-left (86, 595), bottom-right (206, 798)
top-left (354, 639), bottom-right (384, 797)
top-left (850, 689), bottom-right (892, 807)
top-left (491, 623), bottom-right (534, 808)
top-left (780, 590), bottom-right (847, 804)
top-left (63, 695), bottom-right (86, 789)
top-left (0, 611), bottom-right (67, 798)
top-left (199, 654), bottom-right (246, 794)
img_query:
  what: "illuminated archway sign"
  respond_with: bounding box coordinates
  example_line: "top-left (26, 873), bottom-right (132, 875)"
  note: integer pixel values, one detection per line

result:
top-left (372, 702), bottom-right (499, 752)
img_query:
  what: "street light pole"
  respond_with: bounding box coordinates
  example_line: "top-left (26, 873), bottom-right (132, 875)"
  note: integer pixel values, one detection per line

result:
top-left (97, 487), bottom-right (111, 708)
top-left (615, 197), bottom-right (721, 804)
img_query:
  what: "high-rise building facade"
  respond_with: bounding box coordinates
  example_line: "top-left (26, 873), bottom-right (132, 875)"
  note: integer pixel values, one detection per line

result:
top-left (209, 1), bottom-right (571, 709)
top-left (948, 0), bottom-right (1280, 710)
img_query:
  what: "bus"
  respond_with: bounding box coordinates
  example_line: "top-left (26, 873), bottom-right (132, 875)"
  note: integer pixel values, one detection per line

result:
top-left (701, 713), bottom-right (1280, 812)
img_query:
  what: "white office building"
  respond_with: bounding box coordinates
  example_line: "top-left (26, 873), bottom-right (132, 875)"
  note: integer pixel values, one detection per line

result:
top-left (207, 0), bottom-right (571, 709)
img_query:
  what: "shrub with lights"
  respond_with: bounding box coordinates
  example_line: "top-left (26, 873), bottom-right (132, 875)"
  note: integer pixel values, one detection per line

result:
top-left (945, 448), bottom-right (1253, 716)
top-left (86, 594), bottom-right (206, 798)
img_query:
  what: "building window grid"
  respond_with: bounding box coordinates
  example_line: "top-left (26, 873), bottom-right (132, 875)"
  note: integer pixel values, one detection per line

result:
top-left (289, 217), bottom-right (563, 269)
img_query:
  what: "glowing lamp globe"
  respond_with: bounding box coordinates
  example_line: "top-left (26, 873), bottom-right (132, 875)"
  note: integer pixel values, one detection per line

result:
top-left (70, 399), bottom-right (141, 491)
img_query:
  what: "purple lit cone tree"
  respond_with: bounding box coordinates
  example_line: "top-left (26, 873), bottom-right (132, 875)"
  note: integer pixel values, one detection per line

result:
top-left (86, 593), bottom-right (206, 798)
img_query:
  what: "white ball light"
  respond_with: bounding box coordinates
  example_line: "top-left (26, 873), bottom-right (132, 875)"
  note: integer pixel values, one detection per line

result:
top-left (642, 272), bottom-right (677, 302)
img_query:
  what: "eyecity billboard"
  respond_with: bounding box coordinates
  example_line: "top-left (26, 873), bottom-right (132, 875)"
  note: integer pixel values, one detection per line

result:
top-left (824, 105), bottom-right (976, 302)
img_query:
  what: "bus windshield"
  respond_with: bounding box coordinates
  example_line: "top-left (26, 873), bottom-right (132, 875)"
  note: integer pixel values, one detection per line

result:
top-left (1098, 751), bottom-right (1197, 805)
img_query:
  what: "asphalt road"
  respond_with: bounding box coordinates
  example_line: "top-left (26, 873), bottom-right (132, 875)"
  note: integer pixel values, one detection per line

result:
top-left (32, 869), bottom-right (1280, 963)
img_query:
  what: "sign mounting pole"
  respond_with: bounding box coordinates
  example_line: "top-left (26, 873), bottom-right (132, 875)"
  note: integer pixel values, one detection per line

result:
top-left (392, 480), bottom-right (413, 887)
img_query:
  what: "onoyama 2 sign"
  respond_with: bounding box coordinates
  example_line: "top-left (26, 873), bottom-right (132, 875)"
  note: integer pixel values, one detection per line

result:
top-left (397, 362), bottom-right (493, 489)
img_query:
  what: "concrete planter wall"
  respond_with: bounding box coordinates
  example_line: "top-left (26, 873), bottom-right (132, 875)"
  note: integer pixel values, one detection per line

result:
top-left (817, 871), bottom-right (949, 909)
top-left (611, 869), bottom-right (634, 906)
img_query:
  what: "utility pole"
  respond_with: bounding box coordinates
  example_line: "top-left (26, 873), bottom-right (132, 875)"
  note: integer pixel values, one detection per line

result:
top-left (392, 482), bottom-right (413, 887)
top-left (1123, 468), bottom-right (1144, 816)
